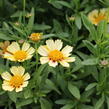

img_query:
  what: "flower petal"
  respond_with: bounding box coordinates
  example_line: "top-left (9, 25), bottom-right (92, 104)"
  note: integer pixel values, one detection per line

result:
top-left (27, 47), bottom-right (35, 55)
top-left (18, 66), bottom-right (25, 76)
top-left (48, 60), bottom-right (58, 67)
top-left (40, 57), bottom-right (49, 64)
top-left (22, 81), bottom-right (28, 87)
top-left (2, 84), bottom-right (14, 91)
top-left (46, 39), bottom-right (55, 50)
top-left (38, 46), bottom-right (49, 56)
top-left (7, 42), bottom-right (20, 53)
top-left (10, 66), bottom-right (19, 75)
top-left (1, 72), bottom-right (12, 80)
top-left (64, 57), bottom-right (76, 62)
top-left (59, 60), bottom-right (70, 67)
top-left (15, 87), bottom-right (23, 92)
top-left (62, 45), bottom-right (73, 57)
top-left (22, 42), bottom-right (30, 51)
top-left (54, 40), bottom-right (63, 50)
top-left (23, 73), bottom-right (30, 81)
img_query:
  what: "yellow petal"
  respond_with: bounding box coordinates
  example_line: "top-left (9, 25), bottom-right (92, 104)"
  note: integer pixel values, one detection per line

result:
top-left (27, 47), bottom-right (35, 55)
top-left (7, 42), bottom-right (20, 53)
top-left (54, 40), bottom-right (63, 50)
top-left (64, 57), bottom-right (76, 62)
top-left (2, 83), bottom-right (14, 91)
top-left (23, 73), bottom-right (30, 81)
top-left (1, 72), bottom-right (12, 80)
top-left (38, 46), bottom-right (49, 56)
top-left (40, 57), bottom-right (49, 64)
top-left (10, 66), bottom-right (19, 75)
top-left (15, 87), bottom-right (23, 92)
top-left (22, 42), bottom-right (30, 51)
top-left (46, 39), bottom-right (55, 50)
top-left (18, 66), bottom-right (25, 76)
top-left (59, 60), bottom-right (69, 67)
top-left (22, 81), bottom-right (28, 87)
top-left (62, 45), bottom-right (73, 57)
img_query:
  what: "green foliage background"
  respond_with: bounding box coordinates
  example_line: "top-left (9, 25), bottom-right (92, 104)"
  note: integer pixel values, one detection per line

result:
top-left (0, 0), bottom-right (109, 109)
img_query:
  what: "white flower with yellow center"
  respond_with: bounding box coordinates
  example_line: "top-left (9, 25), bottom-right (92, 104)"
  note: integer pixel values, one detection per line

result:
top-left (88, 8), bottom-right (109, 25)
top-left (38, 39), bottom-right (75, 67)
top-left (1, 66), bottom-right (30, 92)
top-left (4, 42), bottom-right (35, 62)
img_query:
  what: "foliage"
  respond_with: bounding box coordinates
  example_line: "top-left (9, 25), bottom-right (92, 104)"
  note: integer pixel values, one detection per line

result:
top-left (0, 0), bottom-right (109, 109)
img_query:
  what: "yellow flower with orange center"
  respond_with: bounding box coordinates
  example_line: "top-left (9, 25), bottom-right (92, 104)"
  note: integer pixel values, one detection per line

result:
top-left (29, 33), bottom-right (42, 41)
top-left (0, 41), bottom-right (10, 56)
top-left (1, 66), bottom-right (30, 92)
top-left (3, 42), bottom-right (35, 62)
top-left (88, 9), bottom-right (109, 25)
top-left (38, 39), bottom-right (75, 67)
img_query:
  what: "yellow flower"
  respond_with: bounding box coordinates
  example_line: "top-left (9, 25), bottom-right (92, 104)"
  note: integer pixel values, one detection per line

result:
top-left (69, 16), bottom-right (75, 21)
top-left (88, 9), bottom-right (109, 25)
top-left (26, 13), bottom-right (32, 18)
top-left (1, 66), bottom-right (30, 92)
top-left (29, 33), bottom-right (42, 42)
top-left (4, 42), bottom-right (35, 62)
top-left (0, 41), bottom-right (10, 56)
top-left (38, 39), bottom-right (75, 67)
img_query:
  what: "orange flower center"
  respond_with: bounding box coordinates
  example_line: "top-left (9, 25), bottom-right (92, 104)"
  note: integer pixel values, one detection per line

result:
top-left (94, 14), bottom-right (106, 24)
top-left (48, 50), bottom-right (64, 61)
top-left (14, 50), bottom-right (27, 60)
top-left (10, 75), bottom-right (24, 88)
top-left (29, 33), bottom-right (42, 41)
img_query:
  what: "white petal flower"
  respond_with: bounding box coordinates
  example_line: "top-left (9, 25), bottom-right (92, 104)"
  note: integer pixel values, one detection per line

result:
top-left (38, 39), bottom-right (75, 67)
top-left (1, 66), bottom-right (30, 92)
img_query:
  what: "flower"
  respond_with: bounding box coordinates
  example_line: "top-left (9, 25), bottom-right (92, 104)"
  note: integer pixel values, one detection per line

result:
top-left (26, 13), bottom-right (32, 18)
top-left (1, 66), bottom-right (30, 92)
top-left (38, 39), bottom-right (75, 67)
top-left (4, 42), bottom-right (35, 62)
top-left (29, 33), bottom-right (42, 42)
top-left (0, 41), bottom-right (10, 56)
top-left (88, 9), bottom-right (109, 25)
top-left (69, 16), bottom-right (75, 21)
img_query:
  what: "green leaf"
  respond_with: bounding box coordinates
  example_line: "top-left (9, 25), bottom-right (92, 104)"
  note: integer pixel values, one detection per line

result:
top-left (106, 97), bottom-right (109, 109)
top-left (75, 16), bottom-right (81, 29)
top-left (16, 98), bottom-right (33, 108)
top-left (85, 83), bottom-right (97, 91)
top-left (61, 104), bottom-right (74, 109)
top-left (27, 8), bottom-right (34, 33)
top-left (24, 89), bottom-right (33, 99)
top-left (0, 33), bottom-right (13, 40)
top-left (82, 58), bottom-right (99, 65)
top-left (94, 95), bottom-right (104, 109)
top-left (40, 98), bottom-right (52, 109)
top-left (34, 24), bottom-right (51, 30)
top-left (46, 79), bottom-right (61, 94)
top-left (83, 40), bottom-right (96, 54)
top-left (8, 91), bottom-right (17, 103)
top-left (97, 20), bottom-right (107, 39)
top-left (56, 1), bottom-right (72, 9)
top-left (68, 82), bottom-right (80, 99)
top-left (81, 13), bottom-right (97, 40)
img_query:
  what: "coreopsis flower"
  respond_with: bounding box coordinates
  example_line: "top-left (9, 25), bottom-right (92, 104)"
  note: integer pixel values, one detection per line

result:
top-left (4, 42), bottom-right (35, 62)
top-left (29, 33), bottom-right (42, 42)
top-left (1, 66), bottom-right (30, 92)
top-left (38, 39), bottom-right (75, 67)
top-left (88, 9), bottom-right (109, 25)
top-left (0, 41), bottom-right (10, 56)
top-left (69, 16), bottom-right (75, 21)
top-left (26, 13), bottom-right (32, 18)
